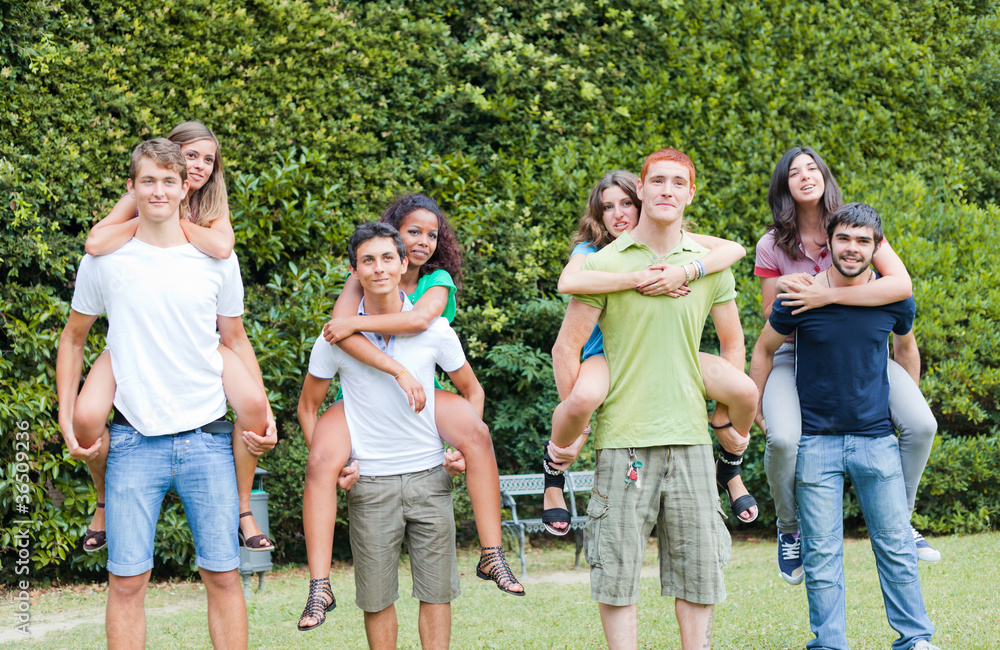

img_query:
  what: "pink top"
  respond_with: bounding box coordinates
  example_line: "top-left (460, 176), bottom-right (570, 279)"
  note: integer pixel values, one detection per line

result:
top-left (754, 230), bottom-right (829, 278)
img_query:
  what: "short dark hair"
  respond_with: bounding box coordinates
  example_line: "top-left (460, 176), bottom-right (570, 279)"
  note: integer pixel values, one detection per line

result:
top-left (826, 202), bottom-right (883, 245)
top-left (348, 221), bottom-right (406, 269)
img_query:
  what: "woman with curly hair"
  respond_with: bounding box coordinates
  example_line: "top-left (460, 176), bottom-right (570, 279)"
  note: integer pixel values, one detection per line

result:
top-left (296, 194), bottom-right (521, 632)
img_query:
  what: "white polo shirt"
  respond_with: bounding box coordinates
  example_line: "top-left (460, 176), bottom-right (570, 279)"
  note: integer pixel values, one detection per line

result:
top-left (307, 293), bottom-right (466, 476)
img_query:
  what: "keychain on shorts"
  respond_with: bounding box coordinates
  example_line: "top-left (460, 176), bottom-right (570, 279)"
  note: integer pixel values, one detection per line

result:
top-left (625, 448), bottom-right (642, 489)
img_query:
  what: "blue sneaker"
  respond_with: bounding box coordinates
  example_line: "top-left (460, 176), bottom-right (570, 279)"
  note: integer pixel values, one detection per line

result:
top-left (778, 532), bottom-right (804, 585)
top-left (912, 528), bottom-right (941, 563)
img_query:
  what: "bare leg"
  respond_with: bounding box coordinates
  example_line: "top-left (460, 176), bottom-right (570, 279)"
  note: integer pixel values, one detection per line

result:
top-left (434, 391), bottom-right (502, 548)
top-left (219, 345), bottom-right (269, 546)
top-left (700, 352), bottom-right (759, 522)
top-left (107, 571), bottom-right (149, 650)
top-left (200, 568), bottom-right (248, 649)
top-left (700, 352), bottom-right (756, 435)
top-left (73, 350), bottom-right (115, 547)
top-left (364, 604), bottom-right (398, 650)
top-left (300, 401), bottom-right (351, 627)
top-left (676, 599), bottom-right (713, 650)
top-left (418, 602), bottom-right (451, 650)
top-left (599, 602), bottom-right (638, 650)
top-left (546, 355), bottom-right (609, 529)
top-left (434, 391), bottom-right (523, 594)
top-left (551, 355), bottom-right (609, 447)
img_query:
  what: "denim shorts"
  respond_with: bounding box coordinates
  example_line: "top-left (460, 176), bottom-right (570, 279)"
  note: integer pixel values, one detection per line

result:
top-left (105, 423), bottom-right (240, 576)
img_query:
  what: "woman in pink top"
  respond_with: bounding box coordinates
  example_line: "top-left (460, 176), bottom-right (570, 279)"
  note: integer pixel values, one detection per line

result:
top-left (755, 146), bottom-right (939, 585)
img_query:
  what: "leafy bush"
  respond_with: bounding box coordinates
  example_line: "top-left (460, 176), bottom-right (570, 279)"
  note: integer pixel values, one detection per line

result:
top-left (2, 0), bottom-right (999, 581)
top-left (912, 432), bottom-right (1000, 534)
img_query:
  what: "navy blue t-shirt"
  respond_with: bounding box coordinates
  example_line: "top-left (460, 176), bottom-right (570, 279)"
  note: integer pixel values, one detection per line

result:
top-left (768, 295), bottom-right (916, 437)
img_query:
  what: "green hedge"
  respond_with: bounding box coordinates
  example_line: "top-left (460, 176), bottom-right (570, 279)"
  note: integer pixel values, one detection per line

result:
top-left (2, 0), bottom-right (999, 581)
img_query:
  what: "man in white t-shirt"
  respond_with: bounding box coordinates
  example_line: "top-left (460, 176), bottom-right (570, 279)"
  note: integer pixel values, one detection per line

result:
top-left (55, 139), bottom-right (272, 648)
top-left (296, 222), bottom-right (483, 648)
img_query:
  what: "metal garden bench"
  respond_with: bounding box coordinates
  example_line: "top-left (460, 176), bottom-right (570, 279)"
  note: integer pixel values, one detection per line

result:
top-left (498, 470), bottom-right (594, 578)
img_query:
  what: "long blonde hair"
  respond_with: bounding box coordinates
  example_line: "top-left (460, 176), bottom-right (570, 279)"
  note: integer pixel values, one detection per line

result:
top-left (167, 121), bottom-right (228, 228)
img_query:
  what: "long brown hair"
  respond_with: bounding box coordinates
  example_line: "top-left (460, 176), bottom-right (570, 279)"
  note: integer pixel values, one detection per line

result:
top-left (571, 170), bottom-right (640, 251)
top-left (766, 146), bottom-right (842, 260)
top-left (167, 121), bottom-right (228, 228)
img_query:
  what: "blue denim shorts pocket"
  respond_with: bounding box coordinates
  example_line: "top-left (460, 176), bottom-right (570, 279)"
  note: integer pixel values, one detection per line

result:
top-left (200, 430), bottom-right (233, 454)
top-left (108, 424), bottom-right (142, 457)
top-left (796, 436), bottom-right (824, 486)
top-left (867, 436), bottom-right (902, 482)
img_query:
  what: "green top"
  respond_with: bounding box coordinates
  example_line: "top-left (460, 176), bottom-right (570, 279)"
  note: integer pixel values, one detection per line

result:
top-left (411, 268), bottom-right (457, 323)
top-left (410, 269), bottom-right (457, 390)
top-left (575, 232), bottom-right (737, 449)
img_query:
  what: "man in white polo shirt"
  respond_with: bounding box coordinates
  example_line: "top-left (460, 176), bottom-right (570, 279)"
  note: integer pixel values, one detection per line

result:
top-left (297, 221), bottom-right (483, 649)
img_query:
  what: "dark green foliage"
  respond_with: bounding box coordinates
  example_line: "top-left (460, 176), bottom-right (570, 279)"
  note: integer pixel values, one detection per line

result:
top-left (912, 432), bottom-right (1000, 534)
top-left (2, 0), bottom-right (999, 581)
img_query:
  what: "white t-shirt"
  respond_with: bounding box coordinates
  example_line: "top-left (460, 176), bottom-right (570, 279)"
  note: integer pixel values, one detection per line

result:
top-left (307, 294), bottom-right (467, 476)
top-left (71, 239), bottom-right (245, 436)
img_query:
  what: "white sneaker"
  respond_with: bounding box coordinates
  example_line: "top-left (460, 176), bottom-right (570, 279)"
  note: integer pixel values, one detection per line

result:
top-left (913, 640), bottom-right (941, 650)
top-left (912, 528), bottom-right (941, 563)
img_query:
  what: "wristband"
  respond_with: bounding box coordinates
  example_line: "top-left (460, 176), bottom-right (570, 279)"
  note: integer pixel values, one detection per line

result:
top-left (684, 265), bottom-right (691, 283)
top-left (394, 369), bottom-right (408, 379)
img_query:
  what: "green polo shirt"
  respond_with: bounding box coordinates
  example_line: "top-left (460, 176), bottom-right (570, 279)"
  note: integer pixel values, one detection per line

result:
top-left (575, 231), bottom-right (737, 449)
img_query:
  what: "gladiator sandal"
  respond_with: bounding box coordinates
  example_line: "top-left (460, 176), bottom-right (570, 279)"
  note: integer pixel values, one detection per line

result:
top-left (297, 577), bottom-right (336, 632)
top-left (476, 545), bottom-right (525, 596)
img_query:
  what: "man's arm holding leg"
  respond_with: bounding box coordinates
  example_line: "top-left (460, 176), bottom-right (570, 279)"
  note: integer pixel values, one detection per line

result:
top-left (552, 299), bottom-right (601, 400)
top-left (296, 373), bottom-right (358, 488)
top-left (218, 315), bottom-right (276, 453)
top-left (548, 299), bottom-right (601, 468)
top-left (892, 330), bottom-right (921, 385)
top-left (56, 310), bottom-right (101, 458)
top-left (708, 300), bottom-right (755, 454)
top-left (445, 362), bottom-right (485, 418)
top-left (749, 322), bottom-right (788, 414)
top-left (297, 374), bottom-right (332, 450)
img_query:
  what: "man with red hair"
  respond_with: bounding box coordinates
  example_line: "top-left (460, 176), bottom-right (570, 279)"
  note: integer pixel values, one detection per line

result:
top-left (552, 149), bottom-right (748, 648)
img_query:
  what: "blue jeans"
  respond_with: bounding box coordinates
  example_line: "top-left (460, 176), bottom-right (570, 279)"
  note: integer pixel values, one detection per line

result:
top-left (795, 434), bottom-right (934, 650)
top-left (105, 423), bottom-right (240, 576)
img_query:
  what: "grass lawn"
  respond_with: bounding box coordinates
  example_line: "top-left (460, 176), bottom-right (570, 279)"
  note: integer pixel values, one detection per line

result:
top-left (2, 531), bottom-right (996, 648)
